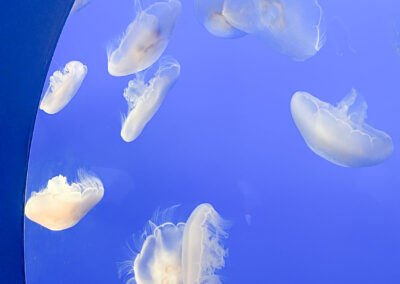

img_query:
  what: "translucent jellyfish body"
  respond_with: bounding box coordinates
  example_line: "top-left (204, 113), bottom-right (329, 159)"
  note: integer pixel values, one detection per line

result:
top-left (24, 172), bottom-right (104, 231)
top-left (223, 0), bottom-right (326, 60)
top-left (40, 61), bottom-right (87, 114)
top-left (121, 56), bottom-right (180, 142)
top-left (124, 204), bottom-right (228, 284)
top-left (107, 0), bottom-right (181, 76)
top-left (133, 222), bottom-right (185, 284)
top-left (194, 0), bottom-right (247, 38)
top-left (182, 203), bottom-right (228, 284)
top-left (291, 90), bottom-right (394, 167)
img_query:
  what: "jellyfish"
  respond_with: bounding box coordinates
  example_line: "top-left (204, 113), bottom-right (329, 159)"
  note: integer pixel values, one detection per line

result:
top-left (107, 0), bottom-right (181, 77)
top-left (70, 0), bottom-right (91, 13)
top-left (253, 0), bottom-right (326, 61)
top-left (122, 204), bottom-right (228, 284)
top-left (290, 90), bottom-right (394, 167)
top-left (24, 172), bottom-right (104, 231)
top-left (194, 0), bottom-right (247, 38)
top-left (39, 61), bottom-right (87, 114)
top-left (121, 56), bottom-right (180, 142)
top-left (182, 203), bottom-right (228, 284)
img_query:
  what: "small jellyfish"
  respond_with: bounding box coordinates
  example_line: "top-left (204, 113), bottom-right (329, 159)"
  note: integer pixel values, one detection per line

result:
top-left (107, 0), bottom-right (181, 77)
top-left (70, 0), bottom-right (91, 13)
top-left (40, 61), bottom-right (87, 114)
top-left (24, 172), bottom-right (104, 231)
top-left (182, 203), bottom-right (228, 284)
top-left (254, 0), bottom-right (326, 61)
top-left (132, 222), bottom-right (185, 284)
top-left (121, 56), bottom-right (180, 142)
top-left (194, 0), bottom-right (247, 38)
top-left (291, 90), bottom-right (394, 167)
top-left (122, 204), bottom-right (228, 284)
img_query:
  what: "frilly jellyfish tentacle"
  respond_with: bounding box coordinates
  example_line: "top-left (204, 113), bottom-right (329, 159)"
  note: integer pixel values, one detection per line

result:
top-left (182, 203), bottom-right (228, 284)
top-left (291, 90), bottom-right (394, 167)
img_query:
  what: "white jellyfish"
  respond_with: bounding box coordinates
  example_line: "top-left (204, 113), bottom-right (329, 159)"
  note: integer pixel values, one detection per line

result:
top-left (24, 172), bottom-right (104, 231)
top-left (223, 0), bottom-right (326, 60)
top-left (194, 0), bottom-right (247, 38)
top-left (40, 61), bottom-right (87, 114)
top-left (291, 90), bottom-right (394, 167)
top-left (182, 203), bottom-right (228, 284)
top-left (107, 0), bottom-right (181, 77)
top-left (70, 0), bottom-right (91, 13)
top-left (132, 222), bottom-right (185, 284)
top-left (121, 56), bottom-right (180, 142)
top-left (122, 204), bottom-right (228, 284)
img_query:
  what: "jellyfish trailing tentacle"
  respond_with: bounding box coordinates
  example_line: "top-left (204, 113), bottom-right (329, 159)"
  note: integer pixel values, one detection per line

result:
top-left (290, 90), bottom-right (394, 167)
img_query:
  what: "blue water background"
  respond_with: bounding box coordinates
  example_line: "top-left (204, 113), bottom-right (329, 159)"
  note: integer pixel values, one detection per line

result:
top-left (26, 0), bottom-right (400, 283)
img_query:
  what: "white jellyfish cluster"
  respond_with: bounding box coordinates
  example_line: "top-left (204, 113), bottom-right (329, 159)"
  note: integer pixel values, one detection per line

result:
top-left (25, 172), bottom-right (104, 231)
top-left (107, 0), bottom-right (181, 76)
top-left (40, 61), bottom-right (87, 114)
top-left (121, 56), bottom-right (180, 142)
top-left (122, 203), bottom-right (228, 284)
top-left (291, 89), bottom-right (394, 167)
top-left (194, 0), bottom-right (326, 60)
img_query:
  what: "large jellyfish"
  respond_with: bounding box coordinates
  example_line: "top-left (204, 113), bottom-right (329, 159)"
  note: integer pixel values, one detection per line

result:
top-left (182, 203), bottom-right (228, 284)
top-left (121, 56), bottom-right (180, 142)
top-left (107, 0), bottom-right (181, 77)
top-left (24, 172), bottom-right (104, 231)
top-left (122, 204), bottom-right (228, 284)
top-left (194, 0), bottom-right (247, 38)
top-left (290, 90), bottom-right (394, 167)
top-left (223, 0), bottom-right (326, 60)
top-left (39, 61), bottom-right (87, 114)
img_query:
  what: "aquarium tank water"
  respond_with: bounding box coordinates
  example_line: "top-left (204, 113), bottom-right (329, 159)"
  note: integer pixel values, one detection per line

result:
top-left (20, 0), bottom-right (400, 283)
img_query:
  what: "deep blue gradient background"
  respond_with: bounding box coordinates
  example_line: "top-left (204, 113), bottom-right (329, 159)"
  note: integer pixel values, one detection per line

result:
top-left (26, 1), bottom-right (400, 283)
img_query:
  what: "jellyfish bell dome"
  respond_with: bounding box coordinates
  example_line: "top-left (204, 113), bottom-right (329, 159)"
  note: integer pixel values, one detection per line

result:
top-left (291, 90), bottom-right (394, 167)
top-left (107, 0), bottom-right (181, 77)
top-left (194, 0), bottom-right (247, 38)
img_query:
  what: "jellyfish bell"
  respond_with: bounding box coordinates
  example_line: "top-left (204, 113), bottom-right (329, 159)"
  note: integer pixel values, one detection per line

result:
top-left (291, 90), bottom-right (394, 167)
top-left (222, 0), bottom-right (260, 34)
top-left (120, 56), bottom-right (180, 142)
top-left (254, 0), bottom-right (326, 61)
top-left (40, 61), bottom-right (87, 114)
top-left (194, 0), bottom-right (247, 38)
top-left (107, 0), bottom-right (181, 77)
top-left (132, 222), bottom-right (185, 284)
top-left (182, 203), bottom-right (228, 284)
top-left (24, 172), bottom-right (104, 231)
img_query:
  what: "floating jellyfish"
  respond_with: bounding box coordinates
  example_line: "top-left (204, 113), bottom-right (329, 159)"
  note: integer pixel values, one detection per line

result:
top-left (194, 0), bottom-right (247, 38)
top-left (122, 204), bottom-right (228, 284)
top-left (40, 61), bottom-right (87, 114)
top-left (132, 222), bottom-right (185, 284)
top-left (223, 0), bottom-right (326, 60)
top-left (70, 0), bottom-right (91, 13)
top-left (107, 0), bottom-right (181, 77)
top-left (121, 56), bottom-right (180, 142)
top-left (253, 0), bottom-right (326, 61)
top-left (291, 90), bottom-right (394, 167)
top-left (24, 172), bottom-right (104, 231)
top-left (182, 203), bottom-right (228, 284)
